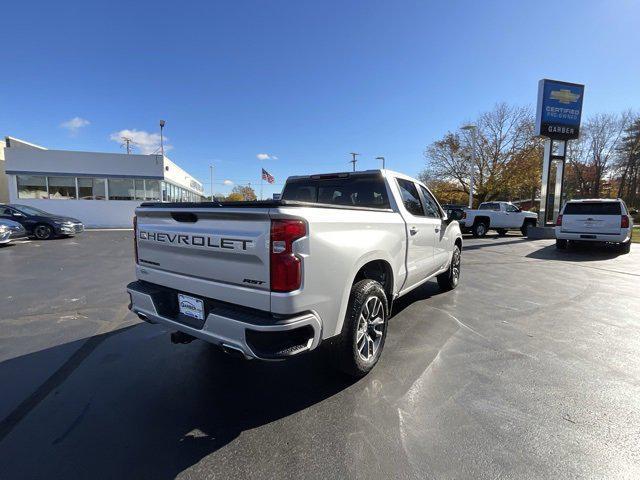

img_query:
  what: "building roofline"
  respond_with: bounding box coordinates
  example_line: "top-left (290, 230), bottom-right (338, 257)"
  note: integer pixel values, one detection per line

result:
top-left (5, 136), bottom-right (48, 150)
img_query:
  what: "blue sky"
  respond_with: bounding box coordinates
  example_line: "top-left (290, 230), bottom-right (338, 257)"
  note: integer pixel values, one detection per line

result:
top-left (1, 0), bottom-right (639, 198)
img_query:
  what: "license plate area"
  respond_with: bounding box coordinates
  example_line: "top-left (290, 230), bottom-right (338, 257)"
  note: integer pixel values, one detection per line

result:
top-left (177, 294), bottom-right (207, 329)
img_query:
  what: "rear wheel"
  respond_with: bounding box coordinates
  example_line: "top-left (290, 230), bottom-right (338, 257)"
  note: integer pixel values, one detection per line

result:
top-left (521, 220), bottom-right (535, 237)
top-left (496, 229), bottom-right (508, 236)
top-left (330, 279), bottom-right (388, 377)
top-left (437, 244), bottom-right (461, 291)
top-left (472, 221), bottom-right (488, 237)
top-left (619, 240), bottom-right (631, 254)
top-left (33, 223), bottom-right (54, 240)
top-left (556, 239), bottom-right (568, 250)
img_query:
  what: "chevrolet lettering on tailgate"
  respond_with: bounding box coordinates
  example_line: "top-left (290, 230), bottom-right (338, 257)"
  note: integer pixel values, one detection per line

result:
top-left (138, 230), bottom-right (254, 251)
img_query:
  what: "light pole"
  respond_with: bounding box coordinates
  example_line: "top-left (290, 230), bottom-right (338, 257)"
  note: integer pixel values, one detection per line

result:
top-left (376, 156), bottom-right (386, 169)
top-left (159, 119), bottom-right (166, 157)
top-left (461, 124), bottom-right (477, 208)
top-left (349, 152), bottom-right (359, 171)
top-left (209, 164), bottom-right (214, 201)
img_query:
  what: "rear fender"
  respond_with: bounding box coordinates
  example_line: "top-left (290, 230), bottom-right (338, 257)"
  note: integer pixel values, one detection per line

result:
top-left (332, 250), bottom-right (399, 338)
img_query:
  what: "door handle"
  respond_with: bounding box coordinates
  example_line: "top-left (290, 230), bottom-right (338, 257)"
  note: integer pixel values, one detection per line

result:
top-left (410, 227), bottom-right (418, 235)
top-left (434, 226), bottom-right (440, 233)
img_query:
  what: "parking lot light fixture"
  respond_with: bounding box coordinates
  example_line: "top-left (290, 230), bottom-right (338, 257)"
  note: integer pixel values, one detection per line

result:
top-left (461, 124), bottom-right (477, 209)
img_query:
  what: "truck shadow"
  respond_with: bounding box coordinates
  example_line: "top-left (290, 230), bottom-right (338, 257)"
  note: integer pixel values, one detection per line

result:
top-left (0, 301), bottom-right (460, 480)
top-left (526, 242), bottom-right (627, 262)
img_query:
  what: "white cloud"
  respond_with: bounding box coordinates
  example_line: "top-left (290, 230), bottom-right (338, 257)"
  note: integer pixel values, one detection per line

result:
top-left (109, 129), bottom-right (173, 155)
top-left (256, 153), bottom-right (277, 160)
top-left (223, 179), bottom-right (234, 185)
top-left (60, 117), bottom-right (90, 135)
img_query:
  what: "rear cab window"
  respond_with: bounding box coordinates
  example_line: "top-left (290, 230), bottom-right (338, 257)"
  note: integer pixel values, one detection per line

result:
top-left (563, 202), bottom-right (622, 215)
top-left (479, 203), bottom-right (500, 211)
top-left (281, 174), bottom-right (390, 209)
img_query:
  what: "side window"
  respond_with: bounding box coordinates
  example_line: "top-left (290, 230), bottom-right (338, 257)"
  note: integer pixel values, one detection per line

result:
top-left (505, 204), bottom-right (519, 213)
top-left (396, 179), bottom-right (425, 216)
top-left (419, 186), bottom-right (441, 219)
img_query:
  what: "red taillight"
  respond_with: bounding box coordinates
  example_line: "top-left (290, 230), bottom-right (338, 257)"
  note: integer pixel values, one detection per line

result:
top-left (556, 214), bottom-right (563, 226)
top-left (133, 215), bottom-right (139, 264)
top-left (270, 219), bottom-right (306, 292)
top-left (621, 215), bottom-right (629, 228)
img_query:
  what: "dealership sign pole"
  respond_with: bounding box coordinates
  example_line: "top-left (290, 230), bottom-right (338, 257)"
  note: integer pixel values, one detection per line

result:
top-left (535, 79), bottom-right (584, 227)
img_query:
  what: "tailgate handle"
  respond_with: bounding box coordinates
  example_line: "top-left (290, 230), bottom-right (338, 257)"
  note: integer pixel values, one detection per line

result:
top-left (171, 212), bottom-right (198, 223)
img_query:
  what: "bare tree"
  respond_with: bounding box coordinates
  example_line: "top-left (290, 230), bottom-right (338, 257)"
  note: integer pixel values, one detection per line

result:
top-left (567, 112), bottom-right (631, 197)
top-left (422, 103), bottom-right (539, 204)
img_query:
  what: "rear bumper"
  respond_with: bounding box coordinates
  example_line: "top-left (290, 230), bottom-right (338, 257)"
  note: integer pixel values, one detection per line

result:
top-left (127, 280), bottom-right (322, 360)
top-left (555, 227), bottom-right (631, 243)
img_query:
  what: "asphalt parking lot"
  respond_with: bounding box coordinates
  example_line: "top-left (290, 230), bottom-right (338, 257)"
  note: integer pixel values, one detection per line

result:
top-left (1, 231), bottom-right (639, 479)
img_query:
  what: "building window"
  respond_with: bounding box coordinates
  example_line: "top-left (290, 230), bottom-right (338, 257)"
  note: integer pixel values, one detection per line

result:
top-left (78, 178), bottom-right (106, 200)
top-left (17, 175), bottom-right (48, 199)
top-left (161, 181), bottom-right (168, 202)
top-left (145, 180), bottom-right (161, 201)
top-left (135, 179), bottom-right (146, 200)
top-left (48, 176), bottom-right (77, 200)
top-left (108, 178), bottom-right (135, 200)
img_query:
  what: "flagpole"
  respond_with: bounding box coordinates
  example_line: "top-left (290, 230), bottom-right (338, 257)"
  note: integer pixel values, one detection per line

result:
top-left (260, 169), bottom-right (264, 201)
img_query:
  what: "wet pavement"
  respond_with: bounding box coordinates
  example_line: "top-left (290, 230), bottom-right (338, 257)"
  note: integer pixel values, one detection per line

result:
top-left (1, 231), bottom-right (639, 479)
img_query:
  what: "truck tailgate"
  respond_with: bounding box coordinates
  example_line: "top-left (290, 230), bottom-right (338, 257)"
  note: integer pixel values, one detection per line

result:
top-left (135, 207), bottom-right (271, 292)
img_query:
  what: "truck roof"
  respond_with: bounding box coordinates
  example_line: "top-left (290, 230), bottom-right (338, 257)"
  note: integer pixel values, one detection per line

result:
top-left (565, 198), bottom-right (621, 203)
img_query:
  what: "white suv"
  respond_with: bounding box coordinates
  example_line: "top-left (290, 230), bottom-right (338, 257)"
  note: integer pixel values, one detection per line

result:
top-left (555, 199), bottom-right (635, 253)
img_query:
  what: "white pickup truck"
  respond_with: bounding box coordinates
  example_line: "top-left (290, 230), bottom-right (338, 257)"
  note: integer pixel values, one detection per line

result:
top-left (127, 170), bottom-right (463, 376)
top-left (461, 201), bottom-right (537, 237)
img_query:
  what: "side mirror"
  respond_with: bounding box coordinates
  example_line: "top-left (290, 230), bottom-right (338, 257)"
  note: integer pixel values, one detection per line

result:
top-left (447, 209), bottom-right (464, 221)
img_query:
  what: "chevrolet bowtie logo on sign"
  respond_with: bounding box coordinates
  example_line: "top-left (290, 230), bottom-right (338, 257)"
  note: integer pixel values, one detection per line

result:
top-left (549, 89), bottom-right (581, 104)
top-left (535, 79), bottom-right (585, 140)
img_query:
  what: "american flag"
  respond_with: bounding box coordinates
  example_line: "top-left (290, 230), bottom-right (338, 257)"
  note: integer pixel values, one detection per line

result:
top-left (261, 168), bottom-right (275, 184)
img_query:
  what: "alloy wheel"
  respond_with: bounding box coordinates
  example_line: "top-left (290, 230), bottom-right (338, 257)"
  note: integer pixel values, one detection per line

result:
top-left (356, 296), bottom-right (385, 362)
top-left (34, 225), bottom-right (51, 239)
top-left (452, 248), bottom-right (461, 284)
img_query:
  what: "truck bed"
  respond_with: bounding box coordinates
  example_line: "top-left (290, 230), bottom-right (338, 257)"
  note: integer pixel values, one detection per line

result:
top-left (139, 199), bottom-right (393, 212)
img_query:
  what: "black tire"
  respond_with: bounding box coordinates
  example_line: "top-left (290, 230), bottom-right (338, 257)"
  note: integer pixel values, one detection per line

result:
top-left (556, 239), bottom-right (568, 250)
top-left (496, 229), bottom-right (508, 236)
top-left (520, 220), bottom-right (534, 237)
top-left (619, 240), bottom-right (631, 254)
top-left (472, 221), bottom-right (488, 237)
top-left (330, 279), bottom-right (388, 377)
top-left (437, 244), bottom-right (461, 291)
top-left (33, 223), bottom-right (54, 240)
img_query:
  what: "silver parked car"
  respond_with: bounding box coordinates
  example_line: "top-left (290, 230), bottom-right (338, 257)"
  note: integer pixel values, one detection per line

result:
top-left (0, 218), bottom-right (28, 245)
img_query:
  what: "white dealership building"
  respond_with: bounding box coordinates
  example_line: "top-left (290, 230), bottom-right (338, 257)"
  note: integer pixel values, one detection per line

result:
top-left (2, 137), bottom-right (204, 227)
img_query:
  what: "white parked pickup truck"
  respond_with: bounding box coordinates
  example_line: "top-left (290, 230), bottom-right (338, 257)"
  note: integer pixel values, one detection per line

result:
top-left (461, 201), bottom-right (537, 237)
top-left (127, 170), bottom-right (463, 376)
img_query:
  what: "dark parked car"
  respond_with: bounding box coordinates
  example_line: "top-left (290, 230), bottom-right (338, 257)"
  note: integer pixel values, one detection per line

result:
top-left (0, 204), bottom-right (84, 240)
